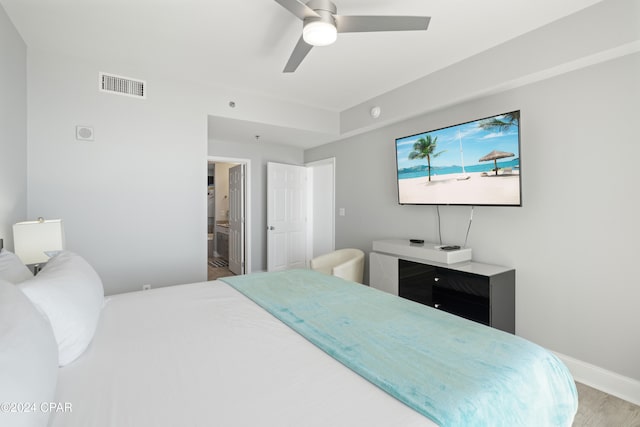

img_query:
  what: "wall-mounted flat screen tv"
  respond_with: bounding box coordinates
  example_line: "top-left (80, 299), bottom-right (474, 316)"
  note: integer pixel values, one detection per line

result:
top-left (395, 110), bottom-right (521, 206)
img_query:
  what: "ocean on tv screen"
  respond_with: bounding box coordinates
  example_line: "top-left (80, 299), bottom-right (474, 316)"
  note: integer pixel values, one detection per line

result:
top-left (396, 111), bottom-right (521, 206)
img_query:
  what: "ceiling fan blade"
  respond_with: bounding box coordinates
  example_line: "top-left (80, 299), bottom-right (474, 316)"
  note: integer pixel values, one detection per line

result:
top-left (283, 36), bottom-right (314, 73)
top-left (336, 15), bottom-right (430, 33)
top-left (274, 0), bottom-right (320, 21)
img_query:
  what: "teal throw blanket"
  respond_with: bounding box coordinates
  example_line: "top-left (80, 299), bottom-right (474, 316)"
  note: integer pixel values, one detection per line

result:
top-left (221, 269), bottom-right (577, 427)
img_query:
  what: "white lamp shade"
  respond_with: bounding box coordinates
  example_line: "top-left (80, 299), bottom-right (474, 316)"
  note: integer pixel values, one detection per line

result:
top-left (303, 20), bottom-right (337, 46)
top-left (13, 219), bottom-right (65, 265)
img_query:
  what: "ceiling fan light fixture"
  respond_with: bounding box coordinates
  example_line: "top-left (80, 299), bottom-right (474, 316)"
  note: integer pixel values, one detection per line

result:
top-left (303, 20), bottom-right (337, 46)
top-left (276, 0), bottom-right (430, 72)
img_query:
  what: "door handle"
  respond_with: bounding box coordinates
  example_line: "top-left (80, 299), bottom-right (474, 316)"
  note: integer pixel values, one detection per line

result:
top-left (268, 226), bottom-right (275, 230)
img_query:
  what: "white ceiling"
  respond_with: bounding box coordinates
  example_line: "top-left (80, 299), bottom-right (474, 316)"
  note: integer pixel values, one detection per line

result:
top-left (1, 0), bottom-right (603, 147)
top-left (207, 115), bottom-right (337, 148)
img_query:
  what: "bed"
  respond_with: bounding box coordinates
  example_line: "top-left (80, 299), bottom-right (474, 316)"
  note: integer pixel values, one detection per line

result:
top-left (0, 248), bottom-right (578, 427)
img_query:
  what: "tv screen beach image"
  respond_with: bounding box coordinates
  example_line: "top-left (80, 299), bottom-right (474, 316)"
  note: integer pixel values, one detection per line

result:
top-left (396, 111), bottom-right (521, 206)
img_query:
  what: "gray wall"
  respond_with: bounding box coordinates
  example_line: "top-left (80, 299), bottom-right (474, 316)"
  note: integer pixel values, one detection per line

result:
top-left (306, 52), bottom-right (640, 382)
top-left (0, 6), bottom-right (27, 247)
top-left (208, 139), bottom-right (304, 272)
top-left (26, 48), bottom-right (208, 295)
top-left (20, 42), bottom-right (320, 295)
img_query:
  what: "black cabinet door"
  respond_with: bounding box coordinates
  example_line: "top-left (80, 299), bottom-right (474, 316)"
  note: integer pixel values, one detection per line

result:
top-left (432, 268), bottom-right (490, 326)
top-left (398, 260), bottom-right (491, 326)
top-left (398, 259), bottom-right (435, 306)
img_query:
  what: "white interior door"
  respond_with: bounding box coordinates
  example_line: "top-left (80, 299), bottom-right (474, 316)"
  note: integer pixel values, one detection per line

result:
top-left (267, 162), bottom-right (307, 272)
top-left (228, 164), bottom-right (245, 275)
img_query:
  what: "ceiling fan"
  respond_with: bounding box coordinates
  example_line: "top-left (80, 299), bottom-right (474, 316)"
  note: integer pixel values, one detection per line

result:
top-left (275, 0), bottom-right (431, 72)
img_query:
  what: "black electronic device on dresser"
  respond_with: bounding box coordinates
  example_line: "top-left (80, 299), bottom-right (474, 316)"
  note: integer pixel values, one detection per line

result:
top-left (398, 259), bottom-right (515, 333)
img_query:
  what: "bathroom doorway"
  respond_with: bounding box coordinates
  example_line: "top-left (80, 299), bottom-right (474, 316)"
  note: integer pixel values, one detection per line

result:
top-left (207, 156), bottom-right (251, 280)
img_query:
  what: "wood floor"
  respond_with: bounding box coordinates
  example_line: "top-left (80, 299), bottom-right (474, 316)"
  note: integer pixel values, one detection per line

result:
top-left (205, 260), bottom-right (639, 426)
top-left (574, 382), bottom-right (640, 426)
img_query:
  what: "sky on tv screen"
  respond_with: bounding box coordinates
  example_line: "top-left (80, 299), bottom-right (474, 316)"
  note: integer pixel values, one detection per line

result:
top-left (396, 112), bottom-right (520, 178)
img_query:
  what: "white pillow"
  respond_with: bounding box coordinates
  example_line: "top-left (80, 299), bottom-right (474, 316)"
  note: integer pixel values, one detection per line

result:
top-left (20, 251), bottom-right (104, 366)
top-left (0, 248), bottom-right (33, 283)
top-left (0, 279), bottom-right (58, 427)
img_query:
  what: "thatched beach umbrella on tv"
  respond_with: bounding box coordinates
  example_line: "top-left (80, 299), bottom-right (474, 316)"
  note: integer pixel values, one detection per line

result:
top-left (479, 150), bottom-right (514, 175)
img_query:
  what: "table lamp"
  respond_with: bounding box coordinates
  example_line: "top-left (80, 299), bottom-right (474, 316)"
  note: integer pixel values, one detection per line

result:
top-left (13, 218), bottom-right (65, 272)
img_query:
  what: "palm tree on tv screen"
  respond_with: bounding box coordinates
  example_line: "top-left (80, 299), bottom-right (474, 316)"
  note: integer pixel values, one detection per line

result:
top-left (408, 135), bottom-right (445, 182)
top-left (478, 111), bottom-right (520, 132)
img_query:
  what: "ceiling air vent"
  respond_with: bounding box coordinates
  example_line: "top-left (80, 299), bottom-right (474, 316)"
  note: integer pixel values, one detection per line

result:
top-left (99, 72), bottom-right (146, 99)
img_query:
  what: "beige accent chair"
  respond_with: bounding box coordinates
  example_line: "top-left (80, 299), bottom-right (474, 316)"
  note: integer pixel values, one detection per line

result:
top-left (310, 248), bottom-right (365, 284)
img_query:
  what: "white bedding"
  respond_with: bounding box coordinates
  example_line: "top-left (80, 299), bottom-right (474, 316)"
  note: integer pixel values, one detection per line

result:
top-left (50, 280), bottom-right (434, 427)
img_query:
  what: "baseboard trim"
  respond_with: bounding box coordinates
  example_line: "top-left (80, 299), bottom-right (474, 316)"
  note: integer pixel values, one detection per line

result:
top-left (554, 351), bottom-right (640, 406)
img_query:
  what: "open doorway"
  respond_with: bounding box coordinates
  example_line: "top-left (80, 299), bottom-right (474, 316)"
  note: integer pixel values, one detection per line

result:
top-left (207, 156), bottom-right (251, 280)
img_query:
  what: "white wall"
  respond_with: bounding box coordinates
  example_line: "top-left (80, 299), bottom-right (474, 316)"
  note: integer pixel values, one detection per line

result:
top-left (0, 6), bottom-right (27, 248)
top-left (26, 49), bottom-right (208, 295)
top-left (305, 53), bottom-right (640, 390)
top-left (22, 43), bottom-right (323, 295)
top-left (207, 139), bottom-right (304, 272)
